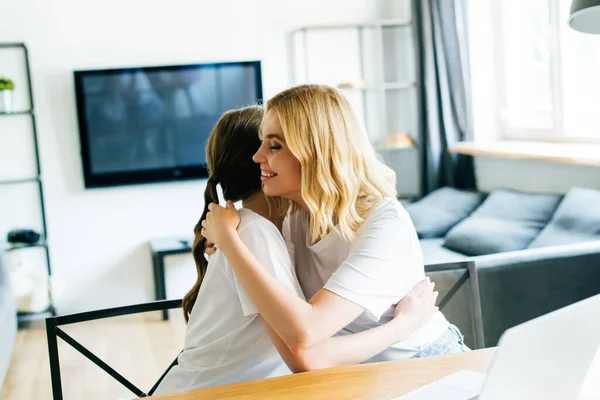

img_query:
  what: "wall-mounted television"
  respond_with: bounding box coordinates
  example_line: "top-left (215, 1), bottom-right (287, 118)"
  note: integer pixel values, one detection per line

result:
top-left (74, 61), bottom-right (263, 188)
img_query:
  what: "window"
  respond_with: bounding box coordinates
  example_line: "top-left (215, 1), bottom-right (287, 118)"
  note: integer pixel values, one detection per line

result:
top-left (470, 0), bottom-right (600, 141)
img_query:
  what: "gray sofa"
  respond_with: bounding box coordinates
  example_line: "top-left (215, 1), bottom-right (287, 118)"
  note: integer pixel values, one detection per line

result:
top-left (407, 187), bottom-right (600, 346)
top-left (0, 251), bottom-right (17, 390)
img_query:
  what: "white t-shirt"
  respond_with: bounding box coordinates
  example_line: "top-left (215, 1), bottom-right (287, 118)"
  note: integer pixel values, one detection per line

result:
top-left (155, 209), bottom-right (305, 395)
top-left (283, 197), bottom-right (449, 361)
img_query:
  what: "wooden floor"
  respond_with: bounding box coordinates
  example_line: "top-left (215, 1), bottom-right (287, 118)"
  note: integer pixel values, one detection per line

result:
top-left (0, 310), bottom-right (186, 400)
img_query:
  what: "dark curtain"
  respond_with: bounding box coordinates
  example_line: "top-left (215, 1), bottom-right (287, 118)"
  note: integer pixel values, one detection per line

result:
top-left (414, 0), bottom-right (476, 194)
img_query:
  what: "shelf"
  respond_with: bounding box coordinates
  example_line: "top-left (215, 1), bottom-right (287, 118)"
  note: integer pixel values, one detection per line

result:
top-left (383, 82), bottom-right (416, 90)
top-left (291, 17), bottom-right (422, 199)
top-left (291, 19), bottom-right (412, 33)
top-left (377, 19), bottom-right (413, 27)
top-left (0, 110), bottom-right (33, 116)
top-left (449, 141), bottom-right (600, 167)
top-left (1, 241), bottom-right (47, 251)
top-left (0, 43), bottom-right (26, 49)
top-left (0, 177), bottom-right (41, 185)
top-left (377, 146), bottom-right (416, 152)
top-left (337, 81), bottom-right (416, 91)
top-left (1, 41), bottom-right (54, 328)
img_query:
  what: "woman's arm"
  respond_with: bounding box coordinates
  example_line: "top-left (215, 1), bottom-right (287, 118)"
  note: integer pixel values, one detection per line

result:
top-left (260, 279), bottom-right (437, 372)
top-left (217, 225), bottom-right (362, 352)
top-left (203, 202), bottom-right (430, 353)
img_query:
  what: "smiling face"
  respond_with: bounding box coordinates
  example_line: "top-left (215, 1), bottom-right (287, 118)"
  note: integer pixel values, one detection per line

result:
top-left (252, 108), bottom-right (303, 204)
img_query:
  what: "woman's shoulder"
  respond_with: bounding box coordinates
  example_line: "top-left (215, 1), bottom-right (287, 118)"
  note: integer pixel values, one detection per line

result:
top-left (237, 208), bottom-right (282, 237)
top-left (354, 197), bottom-right (416, 236)
top-left (354, 198), bottom-right (420, 252)
top-left (366, 197), bottom-right (411, 222)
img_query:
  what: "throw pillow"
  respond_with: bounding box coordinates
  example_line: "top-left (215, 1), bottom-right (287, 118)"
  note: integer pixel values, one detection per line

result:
top-left (443, 189), bottom-right (562, 256)
top-left (404, 187), bottom-right (485, 239)
top-left (528, 187), bottom-right (600, 248)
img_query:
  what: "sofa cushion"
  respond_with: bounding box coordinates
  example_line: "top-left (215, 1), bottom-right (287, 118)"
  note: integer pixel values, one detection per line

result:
top-left (420, 238), bottom-right (471, 265)
top-left (404, 187), bottom-right (485, 239)
top-left (443, 189), bottom-right (562, 256)
top-left (528, 187), bottom-right (600, 248)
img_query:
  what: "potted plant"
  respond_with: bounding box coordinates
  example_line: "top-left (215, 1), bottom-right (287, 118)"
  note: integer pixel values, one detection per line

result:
top-left (0, 77), bottom-right (15, 113)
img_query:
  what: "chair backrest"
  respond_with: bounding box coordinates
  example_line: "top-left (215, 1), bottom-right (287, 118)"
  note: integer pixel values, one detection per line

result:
top-left (45, 299), bottom-right (182, 400)
top-left (425, 260), bottom-right (485, 349)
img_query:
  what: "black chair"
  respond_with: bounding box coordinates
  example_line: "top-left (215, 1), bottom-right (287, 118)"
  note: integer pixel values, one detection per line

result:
top-left (425, 260), bottom-right (485, 349)
top-left (45, 299), bottom-right (182, 400)
top-left (45, 261), bottom-right (484, 399)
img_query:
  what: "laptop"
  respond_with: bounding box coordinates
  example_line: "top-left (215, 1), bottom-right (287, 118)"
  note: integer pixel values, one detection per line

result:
top-left (397, 294), bottom-right (600, 400)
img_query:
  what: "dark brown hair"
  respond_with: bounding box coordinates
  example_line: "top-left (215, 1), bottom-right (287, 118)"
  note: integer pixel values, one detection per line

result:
top-left (182, 105), bottom-right (264, 322)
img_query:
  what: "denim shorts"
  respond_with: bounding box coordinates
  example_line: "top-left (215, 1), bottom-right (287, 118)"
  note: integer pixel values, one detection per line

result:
top-left (411, 324), bottom-right (470, 359)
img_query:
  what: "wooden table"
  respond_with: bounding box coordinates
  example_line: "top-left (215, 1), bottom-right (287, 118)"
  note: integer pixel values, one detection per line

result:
top-left (153, 348), bottom-right (496, 399)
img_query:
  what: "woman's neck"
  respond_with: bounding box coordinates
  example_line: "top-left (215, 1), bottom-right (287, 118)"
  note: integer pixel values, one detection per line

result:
top-left (242, 192), bottom-right (285, 231)
top-left (288, 193), bottom-right (309, 212)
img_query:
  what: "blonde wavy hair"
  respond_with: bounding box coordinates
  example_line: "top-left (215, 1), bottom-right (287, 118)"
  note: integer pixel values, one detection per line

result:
top-left (265, 84), bottom-right (397, 244)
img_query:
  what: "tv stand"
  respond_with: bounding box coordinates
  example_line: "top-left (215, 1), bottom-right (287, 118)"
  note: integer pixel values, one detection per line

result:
top-left (149, 235), bottom-right (193, 320)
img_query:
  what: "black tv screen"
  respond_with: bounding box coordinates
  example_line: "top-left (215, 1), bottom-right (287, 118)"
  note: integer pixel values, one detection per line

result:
top-left (74, 61), bottom-right (263, 188)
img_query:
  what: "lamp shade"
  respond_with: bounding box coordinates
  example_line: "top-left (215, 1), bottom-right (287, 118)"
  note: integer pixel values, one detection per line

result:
top-left (569, 0), bottom-right (600, 34)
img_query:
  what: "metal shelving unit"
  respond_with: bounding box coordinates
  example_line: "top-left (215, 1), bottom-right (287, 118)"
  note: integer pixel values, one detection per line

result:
top-left (0, 42), bottom-right (56, 324)
top-left (288, 1), bottom-right (422, 199)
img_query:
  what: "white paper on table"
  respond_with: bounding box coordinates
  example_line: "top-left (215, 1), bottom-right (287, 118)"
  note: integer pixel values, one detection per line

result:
top-left (393, 370), bottom-right (486, 400)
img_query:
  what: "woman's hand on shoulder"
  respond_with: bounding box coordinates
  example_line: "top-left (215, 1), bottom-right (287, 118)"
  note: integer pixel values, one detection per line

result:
top-left (393, 278), bottom-right (439, 333)
top-left (201, 201), bottom-right (241, 247)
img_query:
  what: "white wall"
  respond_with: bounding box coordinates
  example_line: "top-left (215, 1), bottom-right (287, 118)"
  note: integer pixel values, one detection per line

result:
top-left (0, 0), bottom-right (404, 313)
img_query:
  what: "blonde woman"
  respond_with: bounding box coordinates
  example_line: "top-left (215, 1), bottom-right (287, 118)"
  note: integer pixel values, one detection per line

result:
top-left (202, 85), bottom-right (468, 366)
top-left (155, 105), bottom-right (440, 394)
